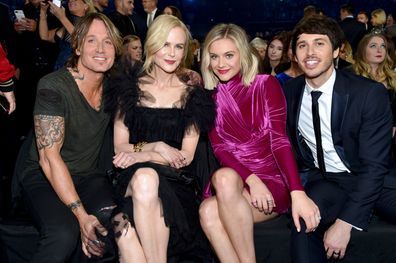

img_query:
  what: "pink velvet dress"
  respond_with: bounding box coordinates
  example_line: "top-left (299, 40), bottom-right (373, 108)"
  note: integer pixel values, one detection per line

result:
top-left (204, 74), bottom-right (303, 213)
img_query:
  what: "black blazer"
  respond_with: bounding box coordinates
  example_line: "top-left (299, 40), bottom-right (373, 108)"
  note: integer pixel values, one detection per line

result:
top-left (283, 70), bottom-right (392, 229)
top-left (144, 8), bottom-right (162, 26)
top-left (339, 17), bottom-right (366, 53)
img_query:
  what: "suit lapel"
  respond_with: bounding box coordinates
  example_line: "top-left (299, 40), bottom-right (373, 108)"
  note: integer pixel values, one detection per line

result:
top-left (295, 82), bottom-right (305, 140)
top-left (293, 78), bottom-right (315, 164)
top-left (331, 71), bottom-right (350, 169)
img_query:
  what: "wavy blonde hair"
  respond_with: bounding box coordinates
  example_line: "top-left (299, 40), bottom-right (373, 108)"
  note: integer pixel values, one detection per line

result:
top-left (353, 32), bottom-right (396, 92)
top-left (371, 9), bottom-right (387, 27)
top-left (142, 15), bottom-right (191, 74)
top-left (201, 23), bottom-right (258, 89)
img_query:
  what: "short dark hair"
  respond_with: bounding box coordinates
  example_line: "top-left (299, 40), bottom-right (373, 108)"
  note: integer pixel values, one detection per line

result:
top-left (357, 11), bottom-right (368, 19)
top-left (340, 4), bottom-right (354, 15)
top-left (303, 5), bottom-right (318, 18)
top-left (291, 15), bottom-right (344, 55)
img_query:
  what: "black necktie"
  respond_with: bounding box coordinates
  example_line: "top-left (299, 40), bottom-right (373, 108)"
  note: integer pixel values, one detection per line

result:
top-left (311, 91), bottom-right (326, 175)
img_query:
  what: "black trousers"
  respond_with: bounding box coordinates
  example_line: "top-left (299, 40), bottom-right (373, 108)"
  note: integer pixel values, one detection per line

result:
top-left (291, 169), bottom-right (396, 263)
top-left (21, 170), bottom-right (114, 263)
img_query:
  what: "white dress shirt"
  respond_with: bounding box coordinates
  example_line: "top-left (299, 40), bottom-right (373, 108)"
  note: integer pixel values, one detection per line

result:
top-left (147, 8), bottom-right (157, 27)
top-left (298, 69), bottom-right (350, 173)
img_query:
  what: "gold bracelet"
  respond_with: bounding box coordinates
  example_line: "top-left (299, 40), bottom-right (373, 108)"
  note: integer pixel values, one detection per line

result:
top-left (133, 142), bottom-right (147, 152)
top-left (67, 200), bottom-right (82, 211)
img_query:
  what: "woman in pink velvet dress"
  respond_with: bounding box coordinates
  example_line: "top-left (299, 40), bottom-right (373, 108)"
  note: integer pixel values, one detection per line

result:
top-left (199, 23), bottom-right (321, 263)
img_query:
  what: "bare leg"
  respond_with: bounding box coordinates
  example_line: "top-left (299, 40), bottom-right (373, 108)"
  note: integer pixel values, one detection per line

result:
top-left (213, 168), bottom-right (255, 263)
top-left (201, 168), bottom-right (277, 263)
top-left (200, 197), bottom-right (239, 263)
top-left (129, 168), bottom-right (169, 263)
top-left (115, 219), bottom-right (147, 263)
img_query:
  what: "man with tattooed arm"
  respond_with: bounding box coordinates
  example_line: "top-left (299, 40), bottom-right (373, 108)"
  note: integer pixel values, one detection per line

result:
top-left (15, 13), bottom-right (121, 262)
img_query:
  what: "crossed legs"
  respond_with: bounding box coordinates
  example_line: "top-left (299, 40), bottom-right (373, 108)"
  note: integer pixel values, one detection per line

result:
top-left (199, 168), bottom-right (277, 263)
top-left (115, 168), bottom-right (169, 263)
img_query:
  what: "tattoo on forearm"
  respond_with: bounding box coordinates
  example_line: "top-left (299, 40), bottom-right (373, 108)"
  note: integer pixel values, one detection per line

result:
top-left (34, 115), bottom-right (65, 150)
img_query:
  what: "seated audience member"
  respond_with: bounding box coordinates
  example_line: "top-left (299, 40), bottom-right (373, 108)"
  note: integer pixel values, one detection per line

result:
top-left (386, 12), bottom-right (396, 40)
top-left (339, 4), bottom-right (366, 54)
top-left (387, 13), bottom-right (395, 27)
top-left (0, 43), bottom-right (16, 114)
top-left (371, 8), bottom-right (387, 31)
top-left (336, 39), bottom-right (354, 69)
top-left (142, 0), bottom-right (162, 28)
top-left (39, 0), bottom-right (96, 70)
top-left (92, 0), bottom-right (108, 13)
top-left (276, 34), bottom-right (303, 86)
top-left (357, 10), bottom-right (370, 31)
top-left (263, 32), bottom-right (289, 76)
top-left (107, 0), bottom-right (144, 39)
top-left (122, 35), bottom-right (143, 64)
top-left (14, 13), bottom-right (121, 262)
top-left (283, 15), bottom-right (396, 263)
top-left (186, 38), bottom-right (201, 72)
top-left (352, 32), bottom-right (396, 133)
top-left (105, 15), bottom-right (214, 262)
top-left (199, 23), bottom-right (320, 263)
top-left (250, 36), bottom-right (268, 61)
top-left (163, 5), bottom-right (182, 20)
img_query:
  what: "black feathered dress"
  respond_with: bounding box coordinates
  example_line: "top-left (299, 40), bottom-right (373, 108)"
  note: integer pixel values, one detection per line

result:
top-left (105, 64), bottom-right (215, 259)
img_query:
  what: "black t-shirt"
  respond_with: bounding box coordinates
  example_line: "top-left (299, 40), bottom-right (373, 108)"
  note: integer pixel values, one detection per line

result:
top-left (23, 68), bottom-right (110, 177)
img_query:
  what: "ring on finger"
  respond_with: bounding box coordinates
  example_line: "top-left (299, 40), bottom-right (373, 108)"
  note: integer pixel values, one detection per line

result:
top-left (92, 239), bottom-right (101, 245)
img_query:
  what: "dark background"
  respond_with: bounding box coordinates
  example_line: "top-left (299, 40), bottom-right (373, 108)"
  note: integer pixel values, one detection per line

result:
top-left (166, 0), bottom-right (396, 39)
top-left (1, 0), bottom-right (396, 40)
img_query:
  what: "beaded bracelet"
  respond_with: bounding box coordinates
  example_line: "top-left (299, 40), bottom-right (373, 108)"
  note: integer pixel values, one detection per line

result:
top-left (67, 200), bottom-right (82, 211)
top-left (133, 142), bottom-right (147, 152)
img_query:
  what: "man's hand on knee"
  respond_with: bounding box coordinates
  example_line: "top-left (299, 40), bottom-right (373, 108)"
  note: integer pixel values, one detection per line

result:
top-left (324, 219), bottom-right (352, 260)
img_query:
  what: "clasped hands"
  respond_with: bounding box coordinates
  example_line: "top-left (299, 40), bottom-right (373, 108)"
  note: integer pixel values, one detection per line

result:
top-left (79, 214), bottom-right (107, 258)
top-left (113, 141), bottom-right (187, 169)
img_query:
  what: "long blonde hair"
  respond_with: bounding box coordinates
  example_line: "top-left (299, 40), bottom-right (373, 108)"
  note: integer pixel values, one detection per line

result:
top-left (201, 23), bottom-right (258, 89)
top-left (142, 15), bottom-right (191, 74)
top-left (353, 32), bottom-right (396, 92)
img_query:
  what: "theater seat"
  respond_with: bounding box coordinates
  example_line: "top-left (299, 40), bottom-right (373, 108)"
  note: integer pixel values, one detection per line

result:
top-left (254, 214), bottom-right (396, 263)
top-left (2, 214), bottom-right (395, 263)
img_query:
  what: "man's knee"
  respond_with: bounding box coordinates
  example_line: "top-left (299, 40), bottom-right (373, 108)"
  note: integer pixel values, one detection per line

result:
top-left (39, 222), bottom-right (80, 260)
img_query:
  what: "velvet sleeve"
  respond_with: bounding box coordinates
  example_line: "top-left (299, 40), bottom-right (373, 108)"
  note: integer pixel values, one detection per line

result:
top-left (208, 127), bottom-right (254, 181)
top-left (265, 76), bottom-right (304, 191)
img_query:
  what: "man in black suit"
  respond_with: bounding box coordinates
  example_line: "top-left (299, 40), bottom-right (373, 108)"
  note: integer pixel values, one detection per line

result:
top-left (142, 0), bottom-right (161, 27)
top-left (283, 16), bottom-right (396, 263)
top-left (107, 0), bottom-right (146, 40)
top-left (339, 4), bottom-right (366, 54)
